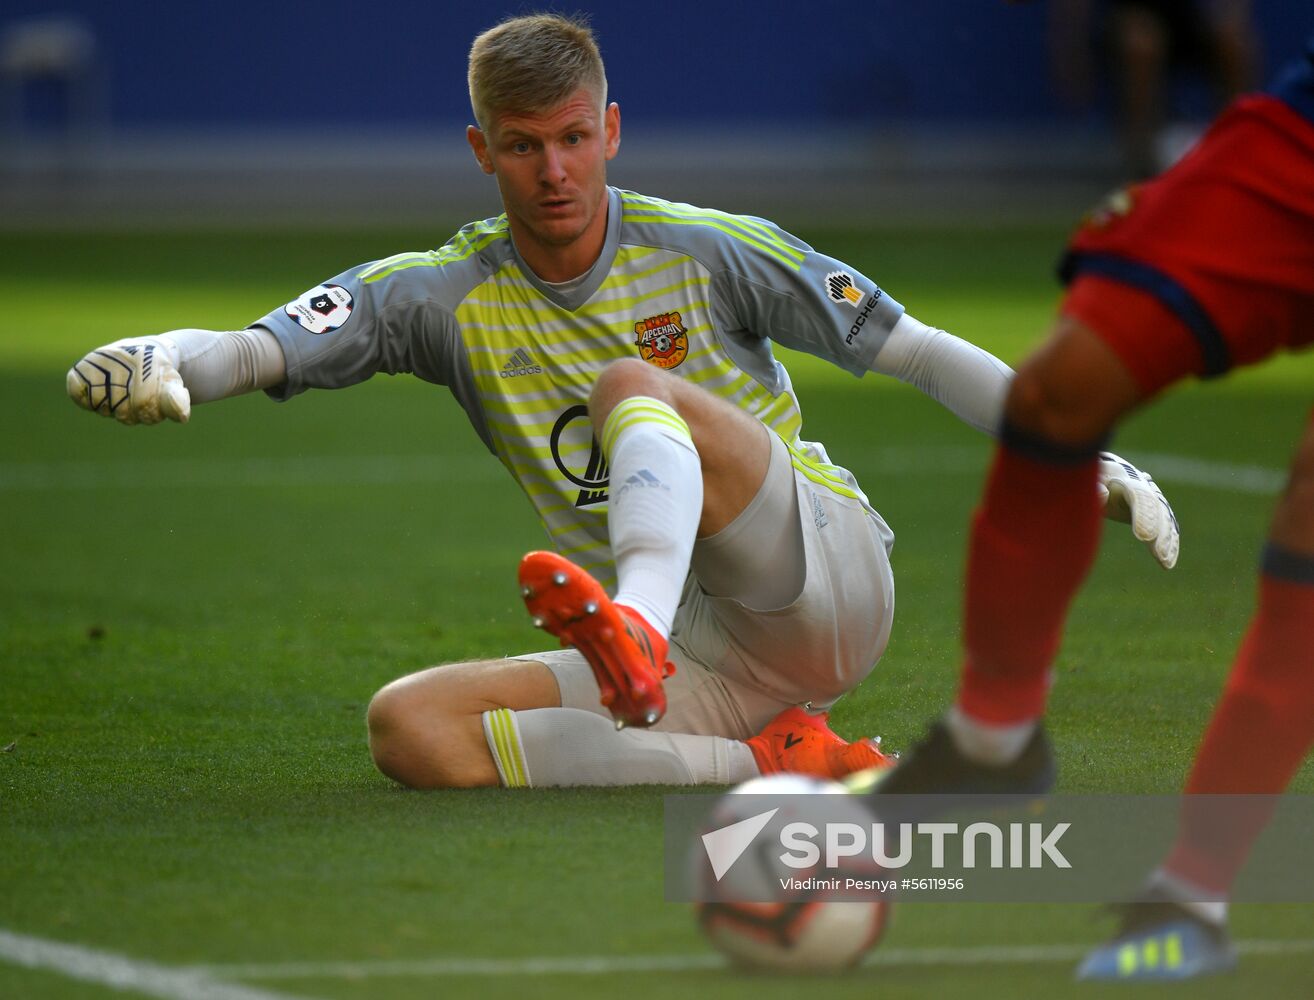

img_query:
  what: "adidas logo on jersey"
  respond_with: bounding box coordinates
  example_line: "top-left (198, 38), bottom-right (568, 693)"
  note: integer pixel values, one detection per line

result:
top-left (500, 347), bottom-right (543, 378)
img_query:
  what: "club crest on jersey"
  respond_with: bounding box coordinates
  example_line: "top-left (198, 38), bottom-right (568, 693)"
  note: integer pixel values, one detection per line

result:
top-left (825, 271), bottom-right (865, 309)
top-left (285, 283), bottom-right (353, 334)
top-left (1083, 184), bottom-right (1139, 230)
top-left (634, 311), bottom-right (689, 370)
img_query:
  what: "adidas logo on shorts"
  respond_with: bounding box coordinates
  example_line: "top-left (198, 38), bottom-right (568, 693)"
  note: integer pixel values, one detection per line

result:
top-left (500, 347), bottom-right (543, 378)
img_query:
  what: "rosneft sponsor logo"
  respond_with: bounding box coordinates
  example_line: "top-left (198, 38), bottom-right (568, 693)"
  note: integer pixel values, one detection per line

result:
top-left (845, 289), bottom-right (884, 345)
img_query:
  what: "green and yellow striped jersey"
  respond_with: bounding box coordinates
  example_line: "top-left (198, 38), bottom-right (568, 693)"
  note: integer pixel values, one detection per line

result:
top-left (256, 188), bottom-right (903, 590)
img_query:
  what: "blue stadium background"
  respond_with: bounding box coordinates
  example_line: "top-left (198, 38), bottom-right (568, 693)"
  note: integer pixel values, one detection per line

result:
top-left (6, 1), bottom-right (1309, 126)
top-left (1, 1), bottom-right (1308, 225)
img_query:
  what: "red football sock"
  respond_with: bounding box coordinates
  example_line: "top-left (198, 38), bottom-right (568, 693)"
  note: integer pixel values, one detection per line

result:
top-left (957, 439), bottom-right (1104, 725)
top-left (1164, 554), bottom-right (1314, 894)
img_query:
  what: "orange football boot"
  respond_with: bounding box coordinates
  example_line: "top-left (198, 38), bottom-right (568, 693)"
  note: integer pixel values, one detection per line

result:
top-left (518, 551), bottom-right (674, 729)
top-left (746, 706), bottom-right (897, 780)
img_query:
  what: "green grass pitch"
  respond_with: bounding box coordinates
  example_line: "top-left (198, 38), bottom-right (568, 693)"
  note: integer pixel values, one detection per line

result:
top-left (2, 225), bottom-right (1313, 999)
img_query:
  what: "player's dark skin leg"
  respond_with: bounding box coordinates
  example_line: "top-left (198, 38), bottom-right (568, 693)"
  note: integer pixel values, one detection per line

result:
top-left (1033, 324), bottom-right (1314, 927)
top-left (1012, 316), bottom-right (1314, 556)
top-left (998, 310), bottom-right (1314, 777)
top-left (366, 362), bottom-right (772, 788)
top-left (1269, 415), bottom-right (1314, 557)
top-left (1003, 314), bottom-right (1144, 445)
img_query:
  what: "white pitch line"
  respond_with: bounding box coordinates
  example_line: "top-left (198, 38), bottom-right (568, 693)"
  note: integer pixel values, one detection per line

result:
top-left (197, 938), bottom-right (1314, 980)
top-left (0, 929), bottom-right (319, 1000)
top-left (0, 448), bottom-right (1286, 495)
top-left (860, 446), bottom-right (1286, 497)
top-left (0, 454), bottom-right (503, 492)
top-left (1127, 451), bottom-right (1287, 496)
top-left (199, 954), bottom-right (723, 980)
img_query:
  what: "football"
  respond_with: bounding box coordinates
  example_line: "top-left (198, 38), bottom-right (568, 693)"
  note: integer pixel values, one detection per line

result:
top-left (694, 773), bottom-right (891, 973)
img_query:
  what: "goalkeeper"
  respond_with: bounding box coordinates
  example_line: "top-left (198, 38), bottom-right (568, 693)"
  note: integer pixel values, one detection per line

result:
top-left (66, 13), bottom-right (1176, 790)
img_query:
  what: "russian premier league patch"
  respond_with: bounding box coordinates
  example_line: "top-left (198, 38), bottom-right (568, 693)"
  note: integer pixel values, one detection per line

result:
top-left (285, 284), bottom-right (354, 334)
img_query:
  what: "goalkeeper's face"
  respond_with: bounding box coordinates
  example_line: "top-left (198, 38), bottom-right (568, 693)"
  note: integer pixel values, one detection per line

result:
top-left (467, 87), bottom-right (620, 280)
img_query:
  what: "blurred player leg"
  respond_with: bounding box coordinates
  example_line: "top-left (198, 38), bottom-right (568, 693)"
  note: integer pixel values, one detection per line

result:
top-left (1070, 80), bottom-right (1314, 979)
top-left (1157, 412), bottom-right (1314, 900)
top-left (901, 81), bottom-right (1314, 774)
top-left (950, 319), bottom-right (1142, 761)
top-left (1082, 528), bottom-right (1314, 979)
top-left (866, 315), bottom-right (1145, 799)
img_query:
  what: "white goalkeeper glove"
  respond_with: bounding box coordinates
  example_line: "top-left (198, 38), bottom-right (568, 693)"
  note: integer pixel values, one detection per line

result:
top-left (66, 339), bottom-right (191, 425)
top-left (1097, 451), bottom-right (1179, 570)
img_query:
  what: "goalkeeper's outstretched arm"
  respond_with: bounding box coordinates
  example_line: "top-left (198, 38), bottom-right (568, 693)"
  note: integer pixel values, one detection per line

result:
top-left (66, 328), bottom-right (286, 425)
top-left (868, 313), bottom-right (1179, 569)
top-left (866, 312), bottom-right (1013, 435)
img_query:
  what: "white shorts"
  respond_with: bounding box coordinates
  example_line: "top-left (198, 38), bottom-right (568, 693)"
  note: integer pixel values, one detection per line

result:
top-left (516, 432), bottom-right (895, 738)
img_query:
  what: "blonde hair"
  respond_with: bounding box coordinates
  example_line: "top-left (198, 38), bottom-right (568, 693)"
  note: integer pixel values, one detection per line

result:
top-left (467, 13), bottom-right (607, 131)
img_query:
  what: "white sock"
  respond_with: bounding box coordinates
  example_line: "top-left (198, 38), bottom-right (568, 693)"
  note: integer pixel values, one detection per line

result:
top-left (1146, 868), bottom-right (1230, 926)
top-left (600, 396), bottom-right (702, 637)
top-left (945, 704), bottom-right (1037, 766)
top-left (482, 707), bottom-right (758, 787)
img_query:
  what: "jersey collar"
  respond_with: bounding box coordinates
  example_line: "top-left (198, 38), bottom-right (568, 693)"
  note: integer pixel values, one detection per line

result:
top-left (511, 187), bottom-right (622, 312)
